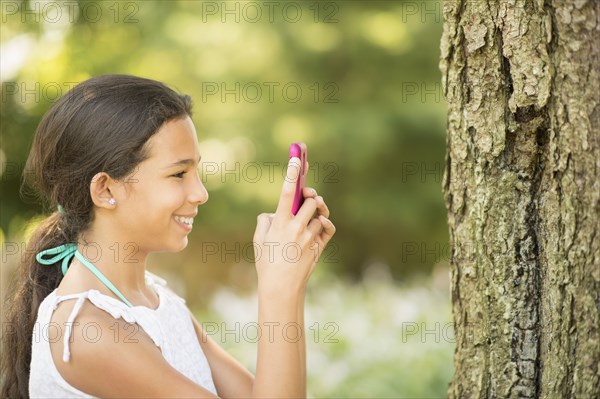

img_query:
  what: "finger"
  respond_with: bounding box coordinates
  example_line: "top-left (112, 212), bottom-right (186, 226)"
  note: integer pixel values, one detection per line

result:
top-left (311, 216), bottom-right (336, 261)
top-left (295, 197), bottom-right (318, 226)
top-left (317, 215), bottom-right (336, 245)
top-left (303, 186), bottom-right (317, 198)
top-left (314, 196), bottom-right (330, 219)
top-left (254, 213), bottom-right (272, 242)
top-left (274, 157), bottom-right (302, 221)
top-left (300, 188), bottom-right (329, 218)
top-left (306, 217), bottom-right (324, 239)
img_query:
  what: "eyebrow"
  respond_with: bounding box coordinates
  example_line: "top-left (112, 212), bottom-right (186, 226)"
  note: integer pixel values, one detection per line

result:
top-left (163, 156), bottom-right (202, 169)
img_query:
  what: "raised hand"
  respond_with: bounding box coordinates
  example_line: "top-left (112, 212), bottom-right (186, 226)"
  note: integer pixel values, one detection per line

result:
top-left (253, 157), bottom-right (336, 294)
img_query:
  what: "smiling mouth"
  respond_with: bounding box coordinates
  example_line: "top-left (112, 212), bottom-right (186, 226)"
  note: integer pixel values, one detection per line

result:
top-left (174, 215), bottom-right (194, 227)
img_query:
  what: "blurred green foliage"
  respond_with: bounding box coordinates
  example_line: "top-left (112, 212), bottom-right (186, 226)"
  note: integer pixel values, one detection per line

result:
top-left (1, 1), bottom-right (451, 396)
top-left (2, 0), bottom-right (447, 292)
top-left (194, 271), bottom-right (454, 398)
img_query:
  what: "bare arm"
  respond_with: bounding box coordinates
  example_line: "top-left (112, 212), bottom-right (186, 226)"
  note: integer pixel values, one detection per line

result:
top-left (298, 287), bottom-right (307, 391)
top-left (251, 158), bottom-right (335, 398)
top-left (187, 290), bottom-right (307, 399)
top-left (252, 286), bottom-right (306, 398)
top-left (187, 308), bottom-right (255, 399)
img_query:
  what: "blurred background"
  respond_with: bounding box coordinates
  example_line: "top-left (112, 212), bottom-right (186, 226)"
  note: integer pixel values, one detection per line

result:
top-left (1, 0), bottom-right (452, 397)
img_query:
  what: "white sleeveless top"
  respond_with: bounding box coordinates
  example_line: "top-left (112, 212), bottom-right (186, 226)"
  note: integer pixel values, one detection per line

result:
top-left (29, 270), bottom-right (217, 397)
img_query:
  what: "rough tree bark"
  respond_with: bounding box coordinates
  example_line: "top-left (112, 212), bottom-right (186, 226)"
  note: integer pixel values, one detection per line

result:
top-left (440, 0), bottom-right (599, 398)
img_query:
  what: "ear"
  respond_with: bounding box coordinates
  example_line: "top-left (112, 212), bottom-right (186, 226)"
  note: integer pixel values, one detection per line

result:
top-left (89, 172), bottom-right (121, 209)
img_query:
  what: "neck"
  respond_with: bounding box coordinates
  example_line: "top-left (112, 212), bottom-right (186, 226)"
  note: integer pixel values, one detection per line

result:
top-left (73, 229), bottom-right (150, 298)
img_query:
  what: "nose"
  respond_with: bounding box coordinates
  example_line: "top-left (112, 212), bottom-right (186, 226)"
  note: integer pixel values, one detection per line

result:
top-left (190, 173), bottom-right (209, 205)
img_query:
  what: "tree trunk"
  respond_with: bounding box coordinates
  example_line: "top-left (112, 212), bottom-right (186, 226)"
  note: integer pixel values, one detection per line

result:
top-left (440, 0), bottom-right (599, 397)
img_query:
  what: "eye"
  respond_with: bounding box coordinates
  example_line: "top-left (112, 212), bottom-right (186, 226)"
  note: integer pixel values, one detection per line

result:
top-left (172, 171), bottom-right (186, 179)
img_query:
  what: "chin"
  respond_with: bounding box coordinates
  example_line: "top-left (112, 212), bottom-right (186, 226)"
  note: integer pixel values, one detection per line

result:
top-left (174, 237), bottom-right (189, 251)
top-left (157, 238), bottom-right (189, 254)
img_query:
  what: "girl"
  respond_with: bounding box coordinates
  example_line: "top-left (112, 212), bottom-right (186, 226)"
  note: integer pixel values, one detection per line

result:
top-left (0, 75), bottom-right (335, 398)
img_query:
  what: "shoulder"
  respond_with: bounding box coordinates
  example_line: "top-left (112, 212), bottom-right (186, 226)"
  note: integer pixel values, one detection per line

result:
top-left (49, 299), bottom-right (153, 393)
top-left (49, 298), bottom-right (216, 397)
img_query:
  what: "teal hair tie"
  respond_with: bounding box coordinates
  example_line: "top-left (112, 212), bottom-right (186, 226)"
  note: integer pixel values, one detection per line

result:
top-left (57, 204), bottom-right (65, 215)
top-left (35, 243), bottom-right (133, 307)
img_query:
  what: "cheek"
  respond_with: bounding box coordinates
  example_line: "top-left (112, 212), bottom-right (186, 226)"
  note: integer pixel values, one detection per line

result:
top-left (157, 186), bottom-right (187, 215)
top-left (129, 184), bottom-right (180, 221)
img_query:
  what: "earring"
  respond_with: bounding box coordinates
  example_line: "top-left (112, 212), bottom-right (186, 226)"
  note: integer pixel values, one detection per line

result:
top-left (108, 198), bottom-right (116, 206)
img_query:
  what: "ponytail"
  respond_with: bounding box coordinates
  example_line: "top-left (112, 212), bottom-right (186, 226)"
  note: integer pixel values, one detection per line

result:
top-left (1, 211), bottom-right (73, 398)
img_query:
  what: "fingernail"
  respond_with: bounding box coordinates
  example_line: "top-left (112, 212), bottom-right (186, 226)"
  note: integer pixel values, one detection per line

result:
top-left (286, 160), bottom-right (300, 181)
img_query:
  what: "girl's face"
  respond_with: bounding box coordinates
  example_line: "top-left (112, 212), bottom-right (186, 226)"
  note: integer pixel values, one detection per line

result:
top-left (114, 116), bottom-right (209, 254)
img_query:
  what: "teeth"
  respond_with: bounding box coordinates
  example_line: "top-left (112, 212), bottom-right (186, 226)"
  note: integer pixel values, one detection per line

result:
top-left (174, 216), bottom-right (193, 226)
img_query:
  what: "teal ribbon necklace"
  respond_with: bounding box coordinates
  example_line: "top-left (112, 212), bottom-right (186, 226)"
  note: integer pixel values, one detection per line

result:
top-left (36, 243), bottom-right (134, 308)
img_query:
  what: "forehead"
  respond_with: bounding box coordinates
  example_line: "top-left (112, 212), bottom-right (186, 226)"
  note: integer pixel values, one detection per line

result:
top-left (146, 116), bottom-right (200, 162)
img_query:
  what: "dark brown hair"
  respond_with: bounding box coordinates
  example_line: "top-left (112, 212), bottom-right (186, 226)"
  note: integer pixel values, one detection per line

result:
top-left (0, 74), bottom-right (193, 398)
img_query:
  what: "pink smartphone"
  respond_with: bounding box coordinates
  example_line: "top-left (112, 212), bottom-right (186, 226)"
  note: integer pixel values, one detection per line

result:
top-left (289, 142), bottom-right (307, 215)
